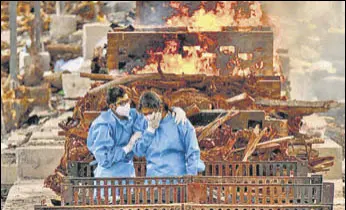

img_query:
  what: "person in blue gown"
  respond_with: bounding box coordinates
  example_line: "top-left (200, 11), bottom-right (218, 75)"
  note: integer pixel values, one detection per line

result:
top-left (86, 87), bottom-right (187, 202)
top-left (132, 91), bottom-right (205, 177)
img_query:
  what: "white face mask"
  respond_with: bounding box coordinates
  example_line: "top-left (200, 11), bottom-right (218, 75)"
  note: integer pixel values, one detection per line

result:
top-left (115, 103), bottom-right (130, 117)
top-left (145, 113), bottom-right (154, 121)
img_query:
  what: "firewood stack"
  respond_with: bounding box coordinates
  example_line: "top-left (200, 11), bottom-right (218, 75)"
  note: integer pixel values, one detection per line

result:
top-left (44, 72), bottom-right (340, 195)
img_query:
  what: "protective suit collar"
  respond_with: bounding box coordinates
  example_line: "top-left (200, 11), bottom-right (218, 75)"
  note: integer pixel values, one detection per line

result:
top-left (159, 112), bottom-right (172, 124)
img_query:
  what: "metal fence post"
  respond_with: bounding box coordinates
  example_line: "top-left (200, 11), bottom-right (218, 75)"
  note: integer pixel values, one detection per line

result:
top-left (34, 1), bottom-right (41, 51)
top-left (9, 1), bottom-right (18, 85)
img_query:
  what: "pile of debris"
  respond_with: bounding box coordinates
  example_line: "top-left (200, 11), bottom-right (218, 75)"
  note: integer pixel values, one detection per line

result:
top-left (1, 16), bottom-right (52, 133)
top-left (1, 1), bottom-right (51, 35)
top-left (1, 1), bottom-right (136, 134)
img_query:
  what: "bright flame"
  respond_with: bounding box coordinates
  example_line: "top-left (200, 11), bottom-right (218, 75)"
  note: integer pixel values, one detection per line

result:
top-left (132, 1), bottom-right (283, 78)
top-left (132, 40), bottom-right (219, 75)
top-left (166, 1), bottom-right (264, 31)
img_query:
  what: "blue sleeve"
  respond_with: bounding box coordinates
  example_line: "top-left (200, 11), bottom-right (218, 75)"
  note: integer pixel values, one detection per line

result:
top-left (132, 130), bottom-right (155, 157)
top-left (87, 124), bottom-right (126, 168)
top-left (181, 121), bottom-right (201, 175)
top-left (131, 109), bottom-right (147, 133)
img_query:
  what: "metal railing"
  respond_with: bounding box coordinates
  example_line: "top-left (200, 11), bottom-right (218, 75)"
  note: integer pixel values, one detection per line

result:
top-left (35, 204), bottom-right (333, 210)
top-left (60, 175), bottom-right (333, 207)
top-left (67, 160), bottom-right (309, 178)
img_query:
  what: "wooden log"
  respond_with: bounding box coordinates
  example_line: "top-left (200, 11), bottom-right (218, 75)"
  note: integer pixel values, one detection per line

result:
top-left (197, 111), bottom-right (240, 141)
top-left (87, 74), bottom-right (164, 95)
top-left (58, 131), bottom-right (66, 136)
top-left (132, 80), bottom-right (187, 89)
top-left (86, 73), bottom-right (270, 97)
top-left (232, 136), bottom-right (294, 153)
top-left (256, 138), bottom-right (325, 151)
top-left (82, 111), bottom-right (102, 127)
top-left (185, 104), bottom-right (201, 117)
top-left (255, 143), bottom-right (281, 151)
top-left (242, 126), bottom-right (267, 161)
top-left (63, 97), bottom-right (82, 101)
top-left (46, 44), bottom-right (82, 55)
top-left (292, 137), bottom-right (325, 145)
top-left (43, 72), bottom-right (65, 89)
top-left (80, 72), bottom-right (119, 81)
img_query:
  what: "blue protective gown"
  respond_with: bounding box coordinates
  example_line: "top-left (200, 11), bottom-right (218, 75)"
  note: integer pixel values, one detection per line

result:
top-left (133, 113), bottom-right (205, 177)
top-left (87, 108), bottom-right (145, 178)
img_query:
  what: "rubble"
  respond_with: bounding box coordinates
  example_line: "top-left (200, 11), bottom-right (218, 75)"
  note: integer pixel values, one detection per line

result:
top-left (82, 23), bottom-right (111, 60)
top-left (49, 15), bottom-right (77, 39)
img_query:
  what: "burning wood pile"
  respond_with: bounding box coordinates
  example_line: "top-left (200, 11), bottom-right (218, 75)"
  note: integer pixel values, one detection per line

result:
top-left (44, 1), bottom-right (341, 195)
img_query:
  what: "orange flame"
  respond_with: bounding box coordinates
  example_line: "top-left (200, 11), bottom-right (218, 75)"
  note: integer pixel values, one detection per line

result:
top-left (132, 39), bottom-right (219, 75)
top-left (132, 1), bottom-right (283, 78)
top-left (166, 1), bottom-right (264, 31)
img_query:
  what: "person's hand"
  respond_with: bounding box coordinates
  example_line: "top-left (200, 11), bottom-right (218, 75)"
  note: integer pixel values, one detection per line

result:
top-left (130, 132), bottom-right (142, 144)
top-left (172, 107), bottom-right (186, 125)
top-left (122, 132), bottom-right (142, 154)
top-left (147, 112), bottom-right (161, 133)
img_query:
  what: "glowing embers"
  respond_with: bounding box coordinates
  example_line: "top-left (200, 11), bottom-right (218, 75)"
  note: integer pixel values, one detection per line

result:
top-left (226, 52), bottom-right (257, 77)
top-left (166, 1), bottom-right (264, 32)
top-left (220, 46), bottom-right (236, 55)
top-left (238, 53), bottom-right (253, 61)
top-left (133, 41), bottom-right (218, 76)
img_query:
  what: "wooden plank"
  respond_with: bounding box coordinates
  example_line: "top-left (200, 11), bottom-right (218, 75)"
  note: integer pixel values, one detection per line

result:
top-left (81, 187), bottom-right (86, 205)
top-left (119, 187), bottom-right (124, 204)
top-left (217, 186), bottom-right (221, 203)
top-left (240, 186), bottom-right (244, 203)
top-left (112, 186), bottom-right (116, 205)
top-left (126, 186), bottom-right (131, 204)
top-left (135, 187), bottom-right (139, 204)
top-left (247, 186), bottom-right (252, 204)
top-left (165, 187), bottom-right (169, 203)
top-left (104, 179), bottom-right (109, 205)
top-left (89, 187), bottom-right (94, 205)
top-left (73, 188), bottom-right (78, 205)
top-left (96, 180), bottom-right (101, 205)
top-left (212, 164), bottom-right (217, 176)
top-left (255, 186), bottom-right (259, 204)
top-left (150, 187), bottom-right (154, 204)
top-left (232, 186), bottom-right (236, 204)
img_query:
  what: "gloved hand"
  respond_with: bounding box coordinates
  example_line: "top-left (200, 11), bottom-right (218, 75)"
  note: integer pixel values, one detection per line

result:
top-left (147, 112), bottom-right (162, 133)
top-left (122, 132), bottom-right (142, 154)
top-left (172, 107), bottom-right (187, 125)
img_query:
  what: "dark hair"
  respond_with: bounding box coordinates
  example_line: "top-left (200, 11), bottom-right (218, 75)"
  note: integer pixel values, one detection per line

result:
top-left (138, 91), bottom-right (162, 111)
top-left (107, 87), bottom-right (126, 105)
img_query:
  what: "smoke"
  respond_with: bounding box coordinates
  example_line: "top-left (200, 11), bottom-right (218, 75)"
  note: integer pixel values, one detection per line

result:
top-left (261, 1), bottom-right (345, 101)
